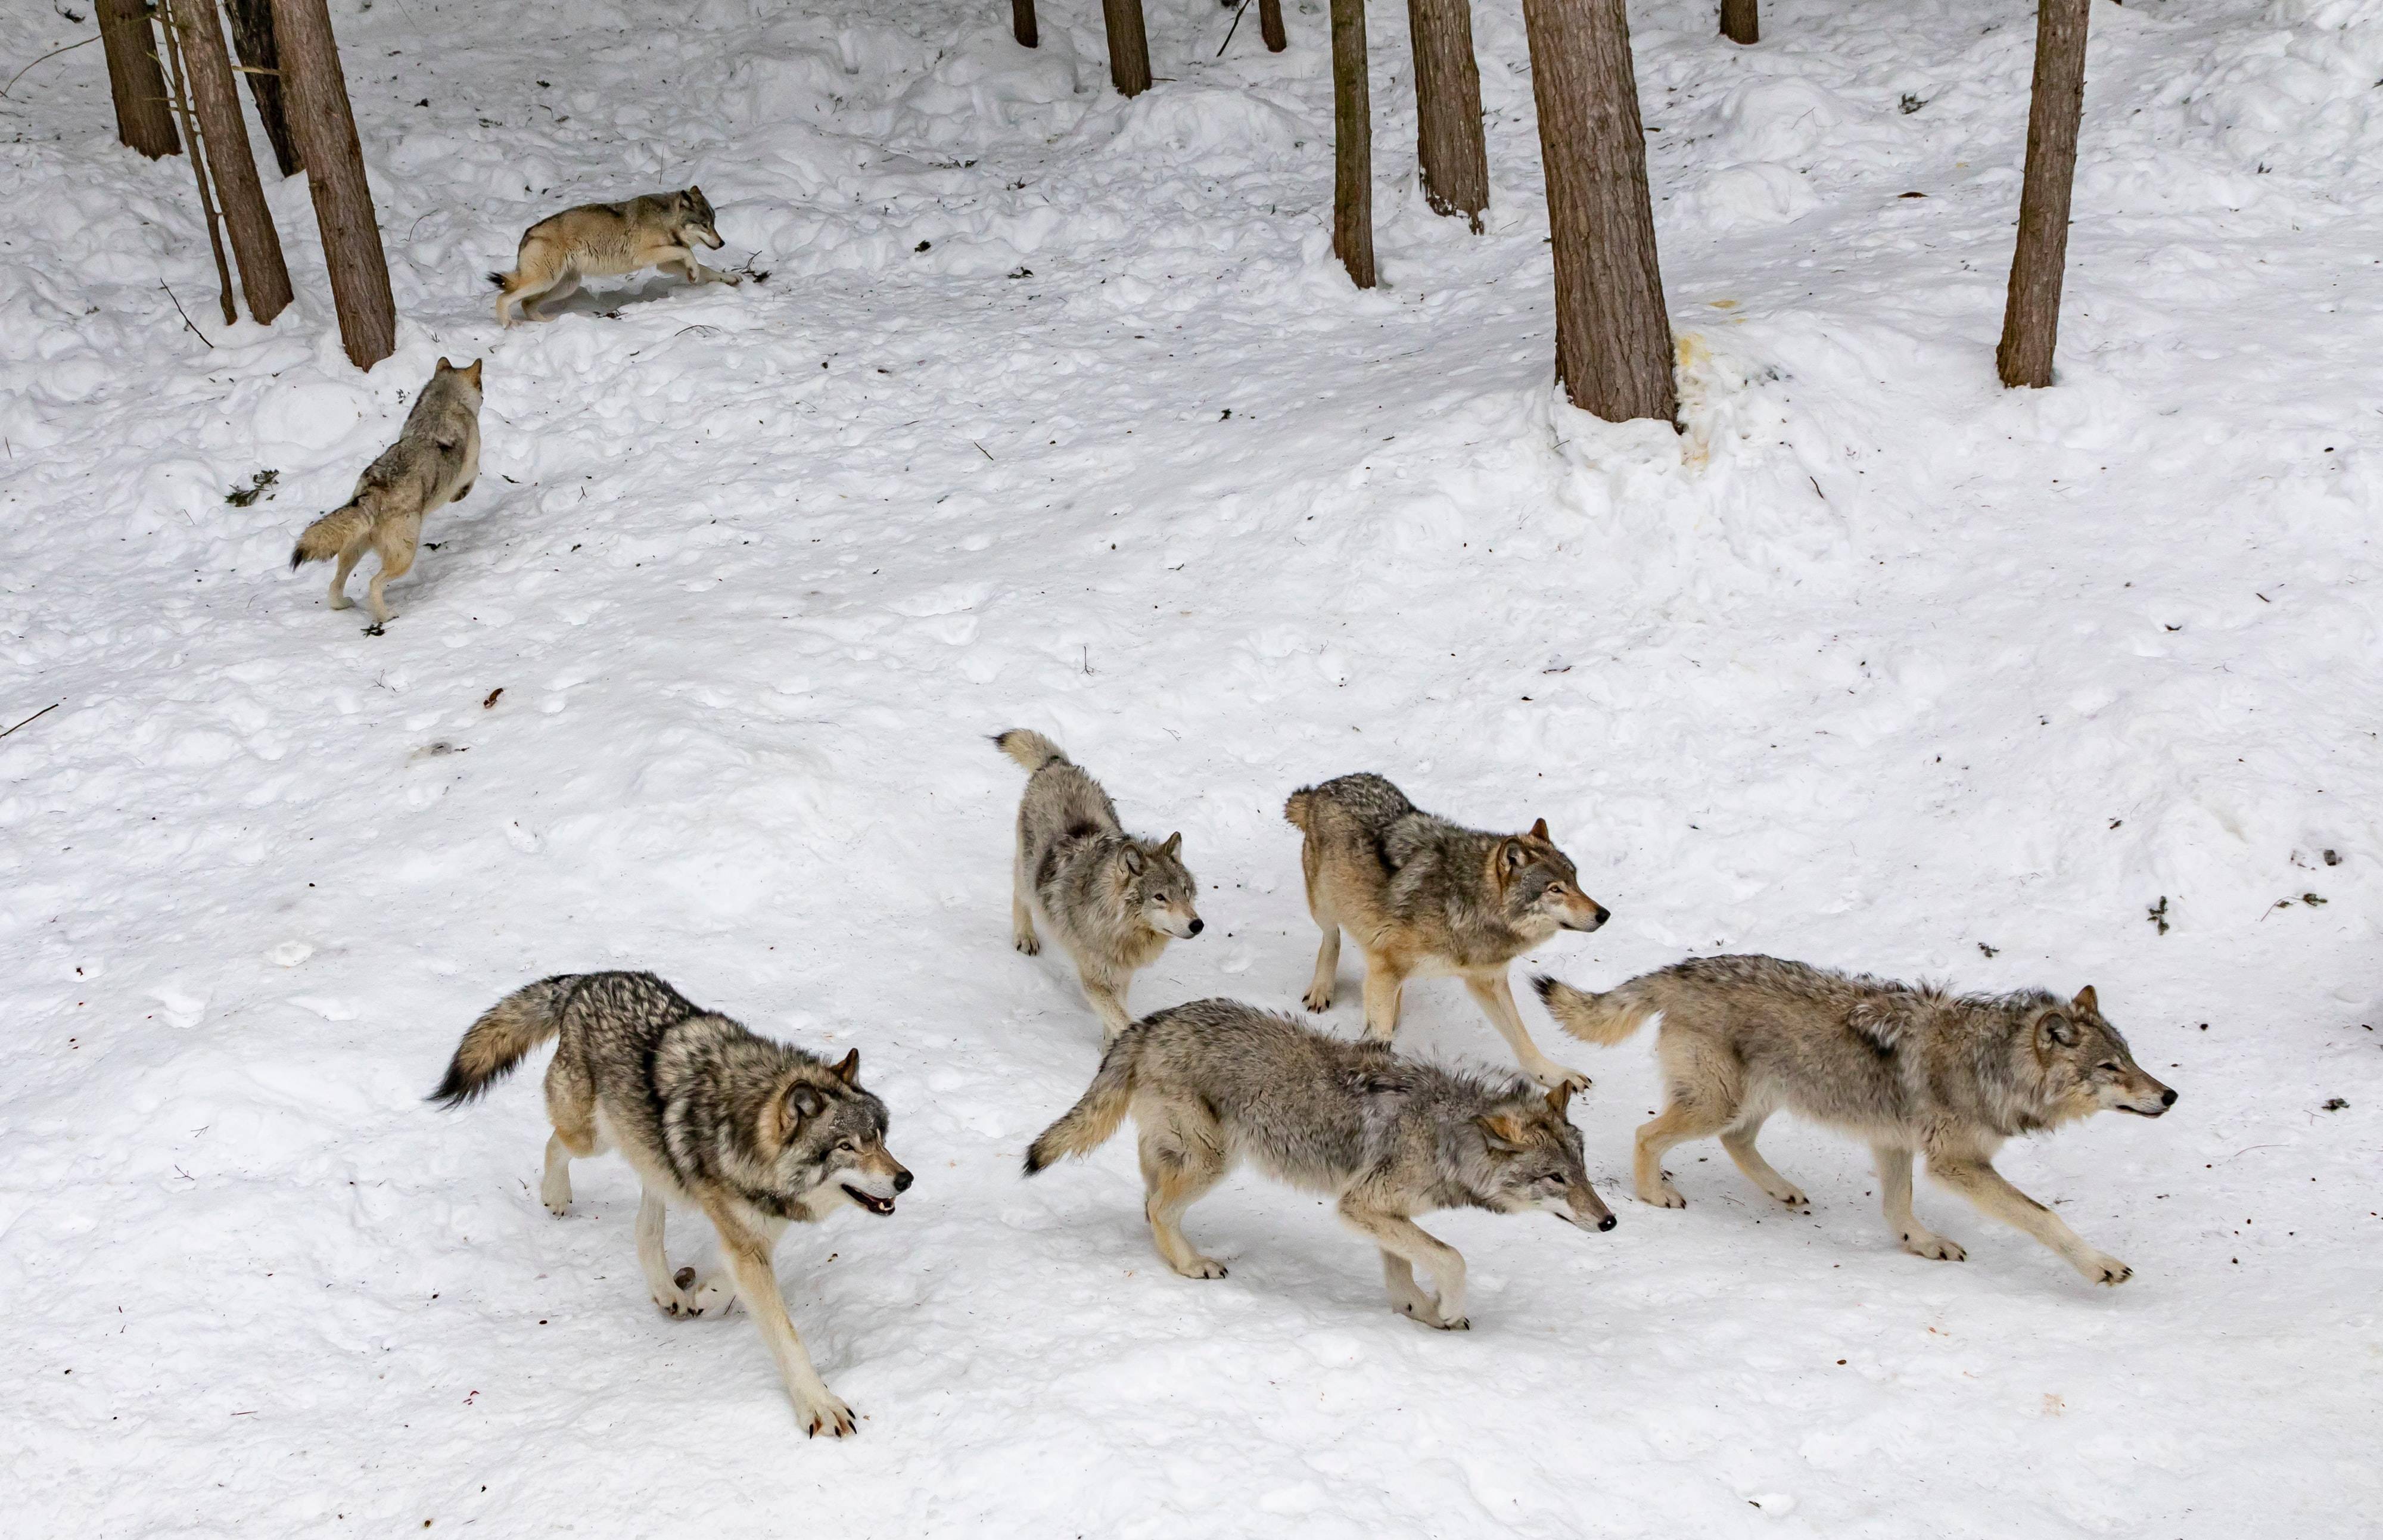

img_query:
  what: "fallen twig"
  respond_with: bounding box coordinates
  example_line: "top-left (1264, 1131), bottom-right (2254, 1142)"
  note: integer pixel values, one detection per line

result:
top-left (161, 282), bottom-right (214, 347)
top-left (0, 702), bottom-right (60, 740)
top-left (0, 33), bottom-right (98, 100)
top-left (1218, 0), bottom-right (1255, 57)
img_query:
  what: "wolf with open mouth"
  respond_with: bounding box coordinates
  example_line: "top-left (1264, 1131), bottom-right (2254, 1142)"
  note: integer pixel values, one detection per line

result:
top-left (431, 970), bottom-right (911, 1438)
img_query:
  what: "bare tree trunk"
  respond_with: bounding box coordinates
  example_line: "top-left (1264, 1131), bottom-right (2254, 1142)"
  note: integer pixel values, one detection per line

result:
top-left (1719, 0), bottom-right (1757, 45)
top-left (1011, 0), bottom-right (1038, 48)
top-left (1260, 0), bottom-right (1288, 51)
top-left (223, 0), bottom-right (301, 176)
top-left (1102, 0), bottom-right (1152, 97)
top-left (98, 0), bottom-right (181, 158)
top-left (1522, 0), bottom-right (1676, 424)
top-left (1997, 0), bottom-right (2089, 389)
top-left (272, 0), bottom-right (395, 369)
top-left (1407, 0), bottom-right (1487, 231)
top-left (168, 0), bottom-right (292, 322)
top-left (1330, 0), bottom-right (1375, 288)
top-left (156, 0), bottom-right (237, 322)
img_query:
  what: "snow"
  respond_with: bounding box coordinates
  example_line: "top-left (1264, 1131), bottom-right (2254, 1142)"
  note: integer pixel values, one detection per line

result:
top-left (1, 0), bottom-right (2378, 1533)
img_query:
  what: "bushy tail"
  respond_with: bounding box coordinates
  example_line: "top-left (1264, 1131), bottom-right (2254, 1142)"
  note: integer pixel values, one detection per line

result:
top-left (290, 500), bottom-right (370, 569)
top-left (993, 729), bottom-right (1069, 774)
top-left (1532, 973), bottom-right (1665, 1047)
top-left (1283, 786), bottom-right (1317, 831)
top-left (430, 975), bottom-right (577, 1107)
top-left (486, 269), bottom-right (511, 290)
top-left (1023, 1034), bottom-right (1137, 1175)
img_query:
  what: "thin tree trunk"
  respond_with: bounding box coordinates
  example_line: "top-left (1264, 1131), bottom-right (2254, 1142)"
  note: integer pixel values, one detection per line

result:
top-left (1997, 0), bottom-right (2089, 389)
top-left (1011, 0), bottom-right (1038, 48)
top-left (272, 0), bottom-right (395, 369)
top-left (1522, 0), bottom-right (1676, 424)
top-left (98, 0), bottom-right (181, 158)
top-left (1719, 0), bottom-right (1757, 45)
top-left (1407, 0), bottom-right (1487, 231)
top-left (223, 0), bottom-right (301, 176)
top-left (169, 0), bottom-right (291, 322)
top-left (1260, 0), bottom-right (1287, 51)
top-left (157, 0), bottom-right (237, 323)
top-left (1102, 0), bottom-right (1152, 97)
top-left (1330, 0), bottom-right (1374, 288)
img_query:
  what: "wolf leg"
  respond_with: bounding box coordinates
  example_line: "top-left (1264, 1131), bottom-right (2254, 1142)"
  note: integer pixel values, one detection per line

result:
top-left (1012, 851), bottom-right (1039, 955)
top-left (1342, 1204), bottom-right (1467, 1329)
top-left (1718, 1113), bottom-right (1808, 1208)
top-left (1927, 1157), bottom-right (2129, 1284)
top-left (540, 1133), bottom-right (577, 1216)
top-left (1302, 922), bottom-right (1341, 1012)
top-left (664, 250), bottom-right (738, 286)
top-left (1874, 1144), bottom-right (1964, 1260)
top-left (1466, 973), bottom-right (1589, 1093)
top-left (1077, 963), bottom-right (1134, 1040)
top-left (326, 539), bottom-right (366, 610)
top-left (1378, 1250), bottom-right (1436, 1320)
top-left (362, 540), bottom-right (414, 633)
top-left (541, 1055), bottom-right (598, 1215)
top-left (1632, 1097), bottom-right (1734, 1208)
top-left (1138, 1124), bottom-right (1228, 1278)
top-left (639, 1187), bottom-right (701, 1316)
top-left (1358, 955), bottom-right (1407, 1043)
top-left (705, 1204), bottom-right (857, 1437)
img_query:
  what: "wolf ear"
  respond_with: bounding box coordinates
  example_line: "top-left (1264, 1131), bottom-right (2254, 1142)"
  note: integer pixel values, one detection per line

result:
top-left (1501, 837), bottom-right (1530, 873)
top-left (435, 357), bottom-right (453, 372)
top-left (1159, 832), bottom-right (1182, 859)
top-left (2037, 1012), bottom-right (2079, 1049)
top-left (462, 359), bottom-right (483, 385)
top-left (2072, 985), bottom-right (2098, 1016)
top-left (1544, 1081), bottom-right (1573, 1119)
top-left (1529, 817), bottom-right (1550, 842)
top-left (1122, 845), bottom-right (1145, 875)
top-left (1476, 1113), bottom-right (1528, 1152)
top-left (832, 1048), bottom-right (860, 1085)
top-left (785, 1082), bottom-right (827, 1123)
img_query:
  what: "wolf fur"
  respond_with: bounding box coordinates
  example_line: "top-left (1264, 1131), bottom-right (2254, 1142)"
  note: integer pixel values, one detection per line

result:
top-left (1284, 773), bottom-right (1610, 1091)
top-left (1024, 998), bottom-right (1613, 1329)
top-left (1533, 956), bottom-right (2177, 1284)
top-left (491, 188), bottom-right (736, 325)
top-left (288, 357), bottom-right (484, 633)
top-left (995, 729), bottom-right (1201, 1038)
top-left (430, 971), bottom-right (912, 1436)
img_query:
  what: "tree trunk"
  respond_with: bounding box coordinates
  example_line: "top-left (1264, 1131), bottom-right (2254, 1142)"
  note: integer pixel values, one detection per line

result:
top-left (223, 0), bottom-right (301, 176)
top-left (156, 0), bottom-right (237, 322)
top-left (1522, 0), bottom-right (1676, 424)
top-left (1102, 0), bottom-right (1152, 97)
top-left (272, 0), bottom-right (395, 369)
top-left (169, 0), bottom-right (291, 322)
top-left (1330, 0), bottom-right (1375, 288)
top-left (1996, 0), bottom-right (2089, 389)
top-left (1011, 0), bottom-right (1038, 48)
top-left (98, 0), bottom-right (181, 158)
top-left (1719, 0), bottom-right (1757, 45)
top-left (1407, 0), bottom-right (1487, 231)
top-left (1260, 0), bottom-right (1287, 51)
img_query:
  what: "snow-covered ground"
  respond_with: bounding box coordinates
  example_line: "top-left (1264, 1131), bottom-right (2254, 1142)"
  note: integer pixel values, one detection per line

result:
top-left (3, 0), bottom-right (2378, 1532)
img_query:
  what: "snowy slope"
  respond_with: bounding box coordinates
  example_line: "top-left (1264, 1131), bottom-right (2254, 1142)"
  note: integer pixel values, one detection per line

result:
top-left (1, 0), bottom-right (2378, 1533)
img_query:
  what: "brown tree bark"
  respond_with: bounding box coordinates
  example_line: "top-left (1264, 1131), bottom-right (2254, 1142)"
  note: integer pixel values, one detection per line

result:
top-left (1102, 0), bottom-right (1152, 97)
top-left (272, 0), bottom-right (394, 368)
top-left (98, 0), bottom-right (181, 158)
top-left (1407, 0), bottom-right (1487, 231)
top-left (156, 0), bottom-right (236, 322)
top-left (1522, 0), bottom-right (1676, 424)
top-left (169, 0), bottom-right (291, 322)
top-left (1330, 0), bottom-right (1374, 288)
top-left (223, 0), bottom-right (301, 176)
top-left (1997, 0), bottom-right (2089, 389)
top-left (1011, 0), bottom-right (1038, 48)
top-left (1719, 0), bottom-right (1757, 46)
top-left (1260, 0), bottom-right (1288, 51)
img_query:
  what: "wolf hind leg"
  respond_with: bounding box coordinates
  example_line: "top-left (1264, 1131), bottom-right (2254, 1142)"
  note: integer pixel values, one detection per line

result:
top-left (637, 1187), bottom-right (703, 1316)
top-left (1874, 1144), bottom-right (1964, 1260)
top-left (1342, 1203), bottom-right (1468, 1329)
top-left (1632, 1096), bottom-right (1734, 1209)
top-left (1357, 953), bottom-right (1408, 1043)
top-left (1138, 1119), bottom-right (1229, 1279)
top-left (1719, 1112), bottom-right (1808, 1209)
top-left (326, 537), bottom-right (367, 610)
top-left (541, 1054), bottom-right (598, 1215)
top-left (362, 537), bottom-right (416, 633)
top-left (1302, 920), bottom-right (1341, 1013)
top-left (1012, 851), bottom-right (1039, 956)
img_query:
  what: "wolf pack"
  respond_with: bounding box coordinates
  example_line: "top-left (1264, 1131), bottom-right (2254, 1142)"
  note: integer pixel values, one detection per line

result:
top-left (291, 191), bottom-right (2180, 1440)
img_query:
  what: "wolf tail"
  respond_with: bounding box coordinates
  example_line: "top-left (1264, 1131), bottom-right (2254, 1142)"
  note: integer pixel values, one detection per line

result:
top-left (290, 500), bottom-right (370, 570)
top-left (993, 729), bottom-right (1069, 774)
top-left (1023, 1032), bottom-right (1138, 1175)
top-left (1532, 973), bottom-right (1666, 1047)
top-left (1282, 786), bottom-right (1317, 831)
top-left (429, 975), bottom-right (577, 1107)
top-left (486, 269), bottom-right (511, 290)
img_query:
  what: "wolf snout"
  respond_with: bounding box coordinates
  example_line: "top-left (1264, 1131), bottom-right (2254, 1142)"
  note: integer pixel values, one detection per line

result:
top-left (1187, 918), bottom-right (1205, 937)
top-left (1597, 1213), bottom-right (1617, 1231)
top-left (893, 1168), bottom-right (914, 1192)
top-left (1589, 906), bottom-right (1611, 929)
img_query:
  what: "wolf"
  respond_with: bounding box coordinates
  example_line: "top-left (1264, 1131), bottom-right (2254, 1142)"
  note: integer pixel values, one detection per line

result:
top-left (1533, 956), bottom-right (2177, 1285)
top-left (994, 729), bottom-right (1202, 1038)
top-left (1284, 773), bottom-right (1610, 1091)
top-left (491, 188), bottom-right (737, 325)
top-left (288, 357), bottom-right (483, 634)
top-left (1024, 997), bottom-right (1613, 1329)
top-left (430, 971), bottom-right (912, 1437)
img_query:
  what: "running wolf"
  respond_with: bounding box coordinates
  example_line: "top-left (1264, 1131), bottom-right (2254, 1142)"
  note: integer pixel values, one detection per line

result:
top-left (1024, 998), bottom-right (1613, 1329)
top-left (995, 729), bottom-right (1202, 1037)
top-left (1533, 956), bottom-right (2177, 1284)
top-left (430, 971), bottom-right (912, 1436)
top-left (288, 357), bottom-right (483, 634)
top-left (491, 188), bottom-right (738, 325)
top-left (1285, 773), bottom-right (1610, 1091)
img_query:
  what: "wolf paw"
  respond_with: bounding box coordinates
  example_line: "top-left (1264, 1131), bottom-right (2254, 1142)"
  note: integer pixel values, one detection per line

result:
top-left (2081, 1253), bottom-right (2132, 1286)
top-left (651, 1282), bottom-right (696, 1317)
top-left (1397, 1300), bottom-right (1469, 1331)
top-left (1638, 1178), bottom-right (1687, 1209)
top-left (1768, 1184), bottom-right (1809, 1209)
top-left (1014, 933), bottom-right (1040, 957)
top-left (1173, 1256), bottom-right (1228, 1280)
top-left (1900, 1231), bottom-right (1965, 1262)
top-left (1302, 985), bottom-right (1334, 1012)
top-left (684, 1273), bottom-right (736, 1316)
top-left (798, 1390), bottom-right (858, 1439)
top-left (328, 592), bottom-right (353, 611)
top-left (1528, 1062), bottom-right (1593, 1094)
top-left (541, 1175), bottom-right (572, 1217)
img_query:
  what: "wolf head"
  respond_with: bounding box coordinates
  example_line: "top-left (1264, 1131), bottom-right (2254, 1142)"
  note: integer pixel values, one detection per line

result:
top-left (434, 356), bottom-right (485, 399)
top-left (1492, 819), bottom-right (1609, 937)
top-left (758, 1049), bottom-right (913, 1217)
top-left (1122, 832), bottom-right (1203, 940)
top-left (677, 186), bottom-right (725, 250)
top-left (2029, 987), bottom-right (2176, 1123)
top-left (1471, 1083), bottom-right (1614, 1231)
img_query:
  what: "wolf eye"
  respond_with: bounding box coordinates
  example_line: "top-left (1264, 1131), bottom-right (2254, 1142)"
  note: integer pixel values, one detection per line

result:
top-left (1150, 892), bottom-right (1166, 903)
top-left (836, 1138), bottom-right (857, 1153)
top-left (2096, 1062), bottom-right (2120, 1074)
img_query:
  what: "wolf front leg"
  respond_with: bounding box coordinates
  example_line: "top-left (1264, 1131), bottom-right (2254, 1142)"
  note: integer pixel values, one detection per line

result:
top-left (637, 1188), bottom-right (699, 1316)
top-left (705, 1203), bottom-right (858, 1436)
top-left (1075, 962), bottom-right (1135, 1040)
top-left (1873, 1144), bottom-right (1964, 1260)
top-left (1928, 1156), bottom-right (2128, 1284)
top-left (1464, 972), bottom-right (1590, 1093)
top-left (1340, 1202), bottom-right (1468, 1329)
top-left (1358, 954), bottom-right (1408, 1043)
top-left (663, 249), bottom-right (739, 287)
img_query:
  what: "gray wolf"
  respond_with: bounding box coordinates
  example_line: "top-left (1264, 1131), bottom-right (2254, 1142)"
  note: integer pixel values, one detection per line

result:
top-left (995, 729), bottom-right (1201, 1037)
top-left (491, 188), bottom-right (736, 325)
top-left (1023, 997), bottom-right (1613, 1329)
top-left (1533, 956), bottom-right (2176, 1285)
top-left (1285, 773), bottom-right (1609, 1091)
top-left (430, 971), bottom-right (912, 1436)
top-left (288, 357), bottom-right (483, 634)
